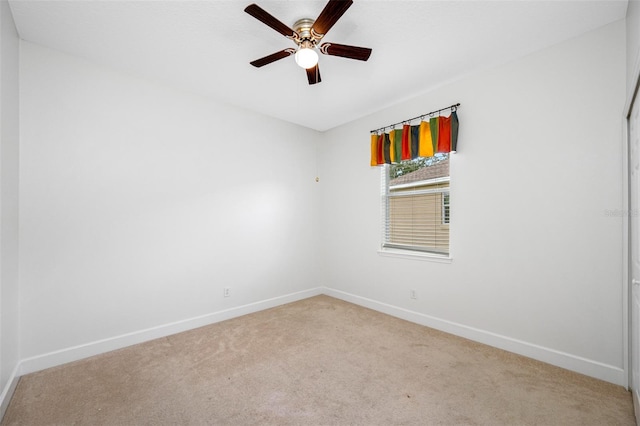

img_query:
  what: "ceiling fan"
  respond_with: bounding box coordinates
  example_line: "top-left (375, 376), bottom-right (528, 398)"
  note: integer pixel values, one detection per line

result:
top-left (244, 0), bottom-right (372, 85)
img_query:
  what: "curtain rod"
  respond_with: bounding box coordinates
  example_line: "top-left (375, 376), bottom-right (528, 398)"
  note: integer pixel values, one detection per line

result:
top-left (370, 103), bottom-right (460, 134)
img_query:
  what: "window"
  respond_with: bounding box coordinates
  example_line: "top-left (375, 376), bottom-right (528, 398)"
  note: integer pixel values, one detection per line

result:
top-left (381, 154), bottom-right (450, 256)
top-left (442, 193), bottom-right (450, 225)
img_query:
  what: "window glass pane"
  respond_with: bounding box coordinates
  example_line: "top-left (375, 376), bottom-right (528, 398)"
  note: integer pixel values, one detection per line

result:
top-left (383, 154), bottom-right (450, 255)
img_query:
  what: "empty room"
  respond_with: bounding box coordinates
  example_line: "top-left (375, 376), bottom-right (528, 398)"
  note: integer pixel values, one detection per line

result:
top-left (1, 0), bottom-right (639, 424)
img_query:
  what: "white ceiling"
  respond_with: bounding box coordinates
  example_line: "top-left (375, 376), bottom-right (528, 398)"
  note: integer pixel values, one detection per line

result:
top-left (8, 0), bottom-right (628, 131)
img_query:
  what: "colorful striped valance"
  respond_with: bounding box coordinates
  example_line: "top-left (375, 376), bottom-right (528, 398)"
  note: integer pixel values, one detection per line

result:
top-left (370, 104), bottom-right (459, 166)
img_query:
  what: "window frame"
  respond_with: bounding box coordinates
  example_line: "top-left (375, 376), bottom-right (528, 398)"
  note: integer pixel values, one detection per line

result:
top-left (379, 162), bottom-right (452, 261)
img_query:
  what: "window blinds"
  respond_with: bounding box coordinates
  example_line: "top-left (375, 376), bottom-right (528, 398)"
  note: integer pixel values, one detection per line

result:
top-left (382, 172), bottom-right (450, 255)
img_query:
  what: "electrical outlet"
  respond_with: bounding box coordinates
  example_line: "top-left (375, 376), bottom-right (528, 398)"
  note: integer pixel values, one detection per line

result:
top-left (223, 287), bottom-right (230, 298)
top-left (410, 289), bottom-right (417, 300)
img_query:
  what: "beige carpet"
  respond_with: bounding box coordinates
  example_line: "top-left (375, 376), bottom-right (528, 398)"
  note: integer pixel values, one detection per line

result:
top-left (2, 295), bottom-right (635, 425)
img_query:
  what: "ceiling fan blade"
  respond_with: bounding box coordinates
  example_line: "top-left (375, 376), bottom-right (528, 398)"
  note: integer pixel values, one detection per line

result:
top-left (244, 4), bottom-right (298, 39)
top-left (319, 42), bottom-right (372, 61)
top-left (306, 65), bottom-right (322, 85)
top-left (250, 49), bottom-right (295, 68)
top-left (311, 0), bottom-right (353, 38)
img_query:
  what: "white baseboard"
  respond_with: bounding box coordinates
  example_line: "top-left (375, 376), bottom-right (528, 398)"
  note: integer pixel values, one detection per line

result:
top-left (0, 363), bottom-right (21, 420)
top-left (20, 287), bottom-right (324, 376)
top-left (323, 287), bottom-right (626, 386)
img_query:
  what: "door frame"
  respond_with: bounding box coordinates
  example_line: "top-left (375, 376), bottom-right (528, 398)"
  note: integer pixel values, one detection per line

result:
top-left (625, 55), bottom-right (640, 400)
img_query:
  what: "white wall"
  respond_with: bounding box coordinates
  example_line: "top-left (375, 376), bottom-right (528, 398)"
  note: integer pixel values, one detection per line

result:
top-left (319, 20), bottom-right (626, 384)
top-left (0, 0), bottom-right (20, 414)
top-left (18, 41), bottom-right (321, 362)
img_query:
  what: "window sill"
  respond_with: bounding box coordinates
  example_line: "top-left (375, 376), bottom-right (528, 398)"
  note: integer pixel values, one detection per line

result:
top-left (377, 248), bottom-right (452, 263)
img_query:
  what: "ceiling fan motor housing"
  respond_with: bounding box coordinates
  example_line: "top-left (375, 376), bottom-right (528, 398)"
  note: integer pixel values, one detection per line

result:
top-left (293, 18), bottom-right (319, 46)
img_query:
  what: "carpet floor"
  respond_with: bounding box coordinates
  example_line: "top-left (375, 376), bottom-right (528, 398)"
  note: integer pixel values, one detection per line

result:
top-left (2, 295), bottom-right (635, 425)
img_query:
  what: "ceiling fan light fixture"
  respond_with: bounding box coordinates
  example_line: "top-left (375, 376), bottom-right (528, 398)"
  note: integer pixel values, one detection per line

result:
top-left (295, 45), bottom-right (318, 69)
